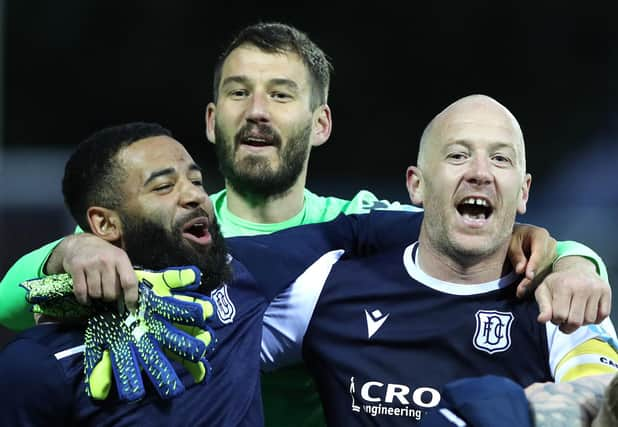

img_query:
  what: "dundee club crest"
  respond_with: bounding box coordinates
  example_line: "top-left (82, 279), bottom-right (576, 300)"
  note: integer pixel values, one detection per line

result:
top-left (211, 284), bottom-right (236, 324)
top-left (473, 310), bottom-right (514, 354)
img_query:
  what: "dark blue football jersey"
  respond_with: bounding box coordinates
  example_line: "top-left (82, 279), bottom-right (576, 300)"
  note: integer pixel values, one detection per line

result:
top-left (0, 258), bottom-right (278, 426)
top-left (0, 211), bottom-right (421, 427)
top-left (257, 212), bottom-right (618, 426)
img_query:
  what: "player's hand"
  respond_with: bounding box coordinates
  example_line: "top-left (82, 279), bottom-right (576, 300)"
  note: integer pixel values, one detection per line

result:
top-left (48, 233), bottom-right (138, 310)
top-left (20, 274), bottom-right (94, 320)
top-left (525, 374), bottom-right (613, 427)
top-left (134, 266), bottom-right (217, 383)
top-left (508, 223), bottom-right (557, 298)
top-left (534, 256), bottom-right (611, 333)
top-left (85, 277), bottom-right (216, 401)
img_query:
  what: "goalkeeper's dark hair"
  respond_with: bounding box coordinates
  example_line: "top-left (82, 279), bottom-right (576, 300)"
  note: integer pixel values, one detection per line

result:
top-left (213, 22), bottom-right (333, 110)
top-left (63, 122), bottom-right (172, 231)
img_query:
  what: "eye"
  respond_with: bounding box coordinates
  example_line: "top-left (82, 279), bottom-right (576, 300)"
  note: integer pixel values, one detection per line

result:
top-left (492, 154), bottom-right (513, 165)
top-left (192, 179), bottom-right (204, 187)
top-left (271, 91), bottom-right (293, 101)
top-left (229, 89), bottom-right (249, 99)
top-left (153, 184), bottom-right (173, 192)
top-left (446, 152), bottom-right (468, 163)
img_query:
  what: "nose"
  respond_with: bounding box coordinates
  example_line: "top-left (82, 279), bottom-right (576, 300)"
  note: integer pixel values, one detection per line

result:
top-left (179, 179), bottom-right (209, 210)
top-left (245, 91), bottom-right (270, 124)
top-left (464, 156), bottom-right (493, 187)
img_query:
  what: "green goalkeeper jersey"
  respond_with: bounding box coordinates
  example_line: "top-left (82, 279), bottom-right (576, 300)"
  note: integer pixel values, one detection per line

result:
top-left (0, 187), bottom-right (610, 427)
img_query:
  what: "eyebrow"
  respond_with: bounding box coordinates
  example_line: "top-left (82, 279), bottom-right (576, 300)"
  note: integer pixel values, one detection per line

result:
top-left (221, 75), bottom-right (251, 88)
top-left (144, 168), bottom-right (176, 186)
top-left (446, 140), bottom-right (516, 152)
top-left (144, 163), bottom-right (202, 186)
top-left (221, 75), bottom-right (300, 92)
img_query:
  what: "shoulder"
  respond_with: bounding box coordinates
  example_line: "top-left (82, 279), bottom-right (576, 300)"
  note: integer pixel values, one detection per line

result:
top-left (0, 326), bottom-right (75, 422)
top-left (0, 324), bottom-right (81, 380)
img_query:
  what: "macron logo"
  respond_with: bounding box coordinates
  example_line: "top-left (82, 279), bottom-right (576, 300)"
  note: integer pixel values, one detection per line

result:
top-left (365, 309), bottom-right (390, 339)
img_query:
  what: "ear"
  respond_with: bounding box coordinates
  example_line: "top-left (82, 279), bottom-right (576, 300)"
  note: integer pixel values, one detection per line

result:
top-left (406, 166), bottom-right (425, 206)
top-left (517, 173), bottom-right (532, 214)
top-left (205, 102), bottom-right (216, 144)
top-left (86, 206), bottom-right (122, 243)
top-left (310, 104), bottom-right (332, 148)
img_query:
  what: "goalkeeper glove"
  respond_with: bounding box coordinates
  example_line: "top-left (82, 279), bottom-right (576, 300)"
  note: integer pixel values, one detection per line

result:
top-left (21, 265), bottom-right (216, 402)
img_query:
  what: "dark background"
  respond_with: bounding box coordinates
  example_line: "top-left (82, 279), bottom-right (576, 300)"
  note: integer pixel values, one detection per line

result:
top-left (1, 1), bottom-right (617, 345)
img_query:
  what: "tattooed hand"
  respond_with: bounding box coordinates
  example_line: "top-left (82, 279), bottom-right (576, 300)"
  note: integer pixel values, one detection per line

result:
top-left (525, 374), bottom-right (614, 427)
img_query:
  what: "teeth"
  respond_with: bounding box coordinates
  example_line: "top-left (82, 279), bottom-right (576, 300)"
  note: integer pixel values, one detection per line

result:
top-left (462, 197), bottom-right (488, 207)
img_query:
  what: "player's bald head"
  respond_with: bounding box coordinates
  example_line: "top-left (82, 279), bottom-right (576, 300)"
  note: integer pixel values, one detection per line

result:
top-left (417, 95), bottom-right (526, 172)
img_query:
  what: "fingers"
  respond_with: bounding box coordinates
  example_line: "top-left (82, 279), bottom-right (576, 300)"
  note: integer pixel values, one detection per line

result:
top-left (597, 292), bottom-right (612, 324)
top-left (535, 271), bottom-right (610, 334)
top-left (525, 230), bottom-right (555, 281)
top-left (116, 257), bottom-right (138, 311)
top-left (70, 269), bottom-right (89, 305)
top-left (510, 224), bottom-right (556, 284)
top-left (516, 277), bottom-right (533, 299)
top-left (61, 234), bottom-right (135, 308)
top-left (584, 292), bottom-right (602, 325)
top-left (534, 285), bottom-right (552, 324)
top-left (508, 229), bottom-right (528, 276)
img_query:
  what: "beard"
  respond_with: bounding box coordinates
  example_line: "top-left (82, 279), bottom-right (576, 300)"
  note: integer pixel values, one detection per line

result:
top-left (120, 209), bottom-right (232, 293)
top-left (214, 120), bottom-right (311, 198)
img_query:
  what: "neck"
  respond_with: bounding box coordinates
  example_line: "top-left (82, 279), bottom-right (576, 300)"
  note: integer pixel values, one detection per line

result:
top-left (224, 175), bottom-right (307, 223)
top-left (416, 225), bottom-right (511, 284)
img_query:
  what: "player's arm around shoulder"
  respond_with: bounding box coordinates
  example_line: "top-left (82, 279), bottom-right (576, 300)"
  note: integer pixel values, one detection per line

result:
top-left (0, 238), bottom-right (65, 330)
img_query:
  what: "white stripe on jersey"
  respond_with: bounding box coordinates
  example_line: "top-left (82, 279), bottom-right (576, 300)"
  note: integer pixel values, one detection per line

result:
top-left (54, 344), bottom-right (85, 360)
top-left (261, 250), bottom-right (344, 371)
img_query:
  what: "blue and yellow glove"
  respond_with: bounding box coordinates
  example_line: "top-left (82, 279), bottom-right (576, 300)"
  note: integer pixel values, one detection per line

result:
top-left (20, 265), bottom-right (216, 402)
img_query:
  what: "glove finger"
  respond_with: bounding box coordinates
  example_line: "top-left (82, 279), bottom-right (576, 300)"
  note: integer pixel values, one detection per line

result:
top-left (86, 349), bottom-right (113, 400)
top-left (172, 294), bottom-right (216, 324)
top-left (144, 288), bottom-right (212, 328)
top-left (174, 322), bottom-right (216, 355)
top-left (21, 274), bottom-right (74, 303)
top-left (133, 334), bottom-right (185, 399)
top-left (164, 350), bottom-right (213, 384)
top-left (135, 266), bottom-right (201, 295)
top-left (147, 316), bottom-right (208, 361)
top-left (85, 313), bottom-right (145, 402)
top-left (34, 298), bottom-right (94, 319)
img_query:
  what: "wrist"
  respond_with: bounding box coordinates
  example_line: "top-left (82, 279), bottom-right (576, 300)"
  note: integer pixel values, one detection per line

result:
top-left (44, 234), bottom-right (83, 275)
top-left (553, 255), bottom-right (597, 274)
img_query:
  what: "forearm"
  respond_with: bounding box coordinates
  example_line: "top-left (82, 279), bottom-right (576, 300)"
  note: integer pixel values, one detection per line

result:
top-left (0, 238), bottom-right (63, 330)
top-left (526, 374), bottom-right (613, 427)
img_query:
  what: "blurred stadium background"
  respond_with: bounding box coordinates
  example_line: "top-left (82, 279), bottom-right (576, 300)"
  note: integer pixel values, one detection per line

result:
top-left (1, 1), bottom-right (617, 345)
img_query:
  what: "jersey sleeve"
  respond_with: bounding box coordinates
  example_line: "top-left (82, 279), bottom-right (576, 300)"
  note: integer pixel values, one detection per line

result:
top-left (261, 250), bottom-right (344, 371)
top-left (0, 238), bottom-right (64, 330)
top-left (0, 337), bottom-right (73, 425)
top-left (554, 240), bottom-right (609, 282)
top-left (547, 317), bottom-right (618, 382)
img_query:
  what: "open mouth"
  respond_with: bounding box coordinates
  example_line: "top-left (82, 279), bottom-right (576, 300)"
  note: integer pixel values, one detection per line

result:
top-left (242, 136), bottom-right (273, 147)
top-left (182, 217), bottom-right (211, 245)
top-left (456, 197), bottom-right (493, 221)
